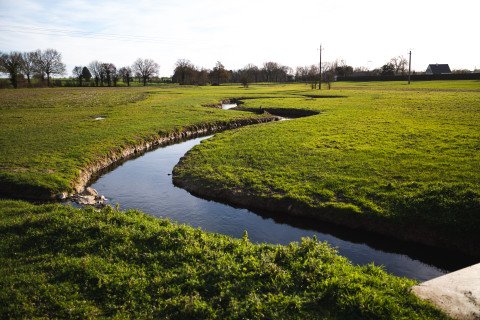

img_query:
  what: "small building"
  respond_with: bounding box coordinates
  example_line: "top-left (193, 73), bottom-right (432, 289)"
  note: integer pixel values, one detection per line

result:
top-left (426, 64), bottom-right (451, 75)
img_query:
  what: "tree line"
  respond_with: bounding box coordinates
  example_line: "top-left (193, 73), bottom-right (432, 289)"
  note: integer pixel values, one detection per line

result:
top-left (0, 49), bottom-right (160, 88)
top-left (0, 49), bottom-right (66, 88)
top-left (172, 60), bottom-right (294, 87)
top-left (4, 48), bottom-right (473, 89)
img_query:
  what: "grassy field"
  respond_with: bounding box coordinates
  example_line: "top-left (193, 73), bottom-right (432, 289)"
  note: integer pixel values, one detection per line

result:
top-left (0, 200), bottom-right (448, 319)
top-left (173, 81), bottom-right (480, 254)
top-left (1, 81), bottom-right (478, 317)
top-left (0, 85), bottom-right (280, 197)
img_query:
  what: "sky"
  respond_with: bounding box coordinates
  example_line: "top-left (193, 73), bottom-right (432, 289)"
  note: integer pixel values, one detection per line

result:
top-left (0, 0), bottom-right (479, 77)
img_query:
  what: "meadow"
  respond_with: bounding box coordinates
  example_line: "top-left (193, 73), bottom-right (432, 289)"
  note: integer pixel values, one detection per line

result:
top-left (0, 200), bottom-right (448, 319)
top-left (173, 81), bottom-right (480, 255)
top-left (0, 81), bottom-right (478, 317)
top-left (0, 85), bottom-right (276, 198)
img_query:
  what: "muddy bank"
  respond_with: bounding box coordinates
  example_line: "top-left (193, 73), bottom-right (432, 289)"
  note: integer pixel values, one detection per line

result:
top-left (172, 176), bottom-right (479, 258)
top-left (0, 116), bottom-right (278, 201)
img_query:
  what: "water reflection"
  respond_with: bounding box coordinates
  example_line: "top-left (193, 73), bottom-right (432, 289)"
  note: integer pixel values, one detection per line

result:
top-left (91, 136), bottom-right (476, 281)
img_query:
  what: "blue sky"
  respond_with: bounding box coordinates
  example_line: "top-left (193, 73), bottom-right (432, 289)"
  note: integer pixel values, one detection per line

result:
top-left (1, 0), bottom-right (479, 76)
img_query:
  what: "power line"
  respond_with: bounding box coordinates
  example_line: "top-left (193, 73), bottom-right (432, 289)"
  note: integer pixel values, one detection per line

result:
top-left (0, 24), bottom-right (208, 45)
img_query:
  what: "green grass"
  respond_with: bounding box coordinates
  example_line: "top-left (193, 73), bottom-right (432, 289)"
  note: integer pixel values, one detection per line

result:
top-left (173, 81), bottom-right (480, 252)
top-left (0, 200), bottom-right (449, 319)
top-left (1, 82), bottom-right (479, 245)
top-left (0, 86), bottom-right (277, 196)
top-left (1, 81), bottom-right (477, 317)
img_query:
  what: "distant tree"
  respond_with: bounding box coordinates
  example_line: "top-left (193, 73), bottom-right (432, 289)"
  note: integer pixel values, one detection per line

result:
top-left (0, 51), bottom-right (24, 88)
top-left (209, 61), bottom-right (229, 85)
top-left (389, 56), bottom-right (408, 75)
top-left (262, 61), bottom-right (279, 82)
top-left (132, 58), bottom-right (159, 86)
top-left (72, 66), bottom-right (83, 86)
top-left (36, 49), bottom-right (66, 86)
top-left (334, 60), bottom-right (353, 77)
top-left (381, 63), bottom-right (395, 76)
top-left (88, 61), bottom-right (102, 86)
top-left (82, 66), bottom-right (92, 83)
top-left (307, 65), bottom-right (319, 89)
top-left (239, 74), bottom-right (249, 88)
top-left (21, 50), bottom-right (40, 86)
top-left (101, 63), bottom-right (117, 86)
top-left (195, 68), bottom-right (209, 86)
top-left (322, 62), bottom-right (336, 89)
top-left (118, 67), bottom-right (132, 86)
top-left (244, 63), bottom-right (260, 83)
top-left (173, 59), bottom-right (196, 85)
top-left (261, 61), bottom-right (290, 82)
top-left (295, 66), bottom-right (309, 83)
top-left (371, 68), bottom-right (382, 76)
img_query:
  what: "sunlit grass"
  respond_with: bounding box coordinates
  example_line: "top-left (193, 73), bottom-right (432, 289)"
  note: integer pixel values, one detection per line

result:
top-left (0, 200), bottom-right (448, 319)
top-left (173, 81), bottom-right (480, 248)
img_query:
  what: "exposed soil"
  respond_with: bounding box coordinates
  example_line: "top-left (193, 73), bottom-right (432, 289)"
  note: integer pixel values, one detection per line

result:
top-left (0, 115), bottom-right (278, 201)
top-left (172, 176), bottom-right (479, 258)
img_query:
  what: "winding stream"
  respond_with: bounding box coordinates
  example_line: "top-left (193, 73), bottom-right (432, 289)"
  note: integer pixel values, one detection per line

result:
top-left (90, 130), bottom-right (475, 281)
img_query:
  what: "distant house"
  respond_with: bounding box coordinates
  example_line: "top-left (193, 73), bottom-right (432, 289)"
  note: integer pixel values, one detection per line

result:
top-left (426, 64), bottom-right (451, 75)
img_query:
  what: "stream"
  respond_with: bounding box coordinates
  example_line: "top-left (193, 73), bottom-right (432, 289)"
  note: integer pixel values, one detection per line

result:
top-left (87, 103), bottom-right (476, 281)
top-left (90, 130), bottom-right (475, 281)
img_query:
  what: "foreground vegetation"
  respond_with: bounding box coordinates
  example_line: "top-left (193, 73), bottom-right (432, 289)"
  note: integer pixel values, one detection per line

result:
top-left (173, 81), bottom-right (480, 254)
top-left (0, 200), bottom-right (448, 319)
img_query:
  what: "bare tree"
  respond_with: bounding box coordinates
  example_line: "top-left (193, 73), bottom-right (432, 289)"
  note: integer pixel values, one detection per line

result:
top-left (195, 68), bottom-right (209, 86)
top-left (390, 56), bottom-right (408, 75)
top-left (261, 61), bottom-right (290, 82)
top-left (72, 66), bottom-right (83, 86)
top-left (36, 49), bottom-right (66, 86)
top-left (238, 64), bottom-right (259, 88)
top-left (209, 61), bottom-right (229, 85)
top-left (88, 61), bottom-right (102, 86)
top-left (295, 66), bottom-right (309, 84)
top-left (118, 67), bottom-right (132, 86)
top-left (21, 50), bottom-right (40, 86)
top-left (307, 65), bottom-right (319, 88)
top-left (173, 59), bottom-right (196, 85)
top-left (132, 58), bottom-right (159, 86)
top-left (262, 61), bottom-right (279, 82)
top-left (244, 63), bottom-right (259, 83)
top-left (101, 63), bottom-right (117, 86)
top-left (322, 62), bottom-right (336, 89)
top-left (0, 51), bottom-right (24, 88)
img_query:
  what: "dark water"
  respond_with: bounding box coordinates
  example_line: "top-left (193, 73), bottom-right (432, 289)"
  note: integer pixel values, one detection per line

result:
top-left (91, 136), bottom-right (475, 281)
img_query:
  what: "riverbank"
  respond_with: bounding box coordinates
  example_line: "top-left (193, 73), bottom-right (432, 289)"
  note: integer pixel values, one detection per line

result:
top-left (172, 85), bottom-right (480, 257)
top-left (173, 173), bottom-right (478, 257)
top-left (0, 86), bottom-right (281, 200)
top-left (0, 199), bottom-right (449, 319)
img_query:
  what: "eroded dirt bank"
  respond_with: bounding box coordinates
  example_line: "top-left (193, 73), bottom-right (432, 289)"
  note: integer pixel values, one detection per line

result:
top-left (0, 116), bottom-right (278, 201)
top-left (172, 176), bottom-right (479, 258)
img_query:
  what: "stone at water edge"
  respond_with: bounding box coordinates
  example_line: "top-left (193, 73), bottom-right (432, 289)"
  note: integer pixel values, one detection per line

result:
top-left (75, 195), bottom-right (97, 205)
top-left (83, 187), bottom-right (98, 196)
top-left (412, 263), bottom-right (480, 320)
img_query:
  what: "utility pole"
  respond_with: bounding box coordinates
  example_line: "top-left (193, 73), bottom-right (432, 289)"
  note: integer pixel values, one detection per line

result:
top-left (408, 50), bottom-right (412, 84)
top-left (318, 44), bottom-right (322, 90)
